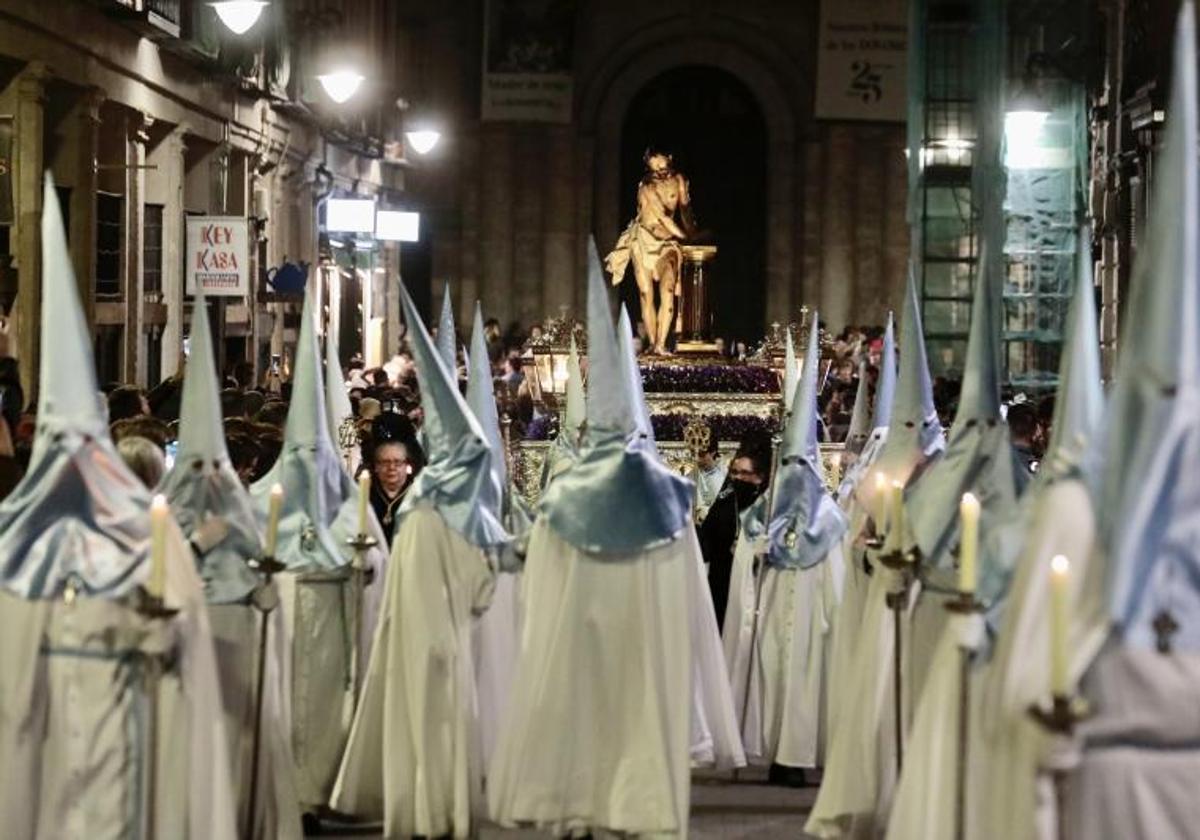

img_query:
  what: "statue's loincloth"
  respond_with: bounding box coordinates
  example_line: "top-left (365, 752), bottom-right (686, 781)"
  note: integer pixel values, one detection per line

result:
top-left (605, 220), bottom-right (683, 296)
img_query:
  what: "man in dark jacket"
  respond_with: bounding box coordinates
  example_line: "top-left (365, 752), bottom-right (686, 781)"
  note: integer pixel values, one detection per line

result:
top-left (699, 441), bottom-right (771, 630)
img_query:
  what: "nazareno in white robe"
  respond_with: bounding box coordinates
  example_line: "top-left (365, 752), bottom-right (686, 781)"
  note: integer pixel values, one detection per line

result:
top-left (0, 526), bottom-right (237, 840)
top-left (473, 567), bottom-right (521, 770)
top-left (331, 503), bottom-right (495, 838)
top-left (487, 517), bottom-right (693, 837)
top-left (806, 556), bottom-right (917, 839)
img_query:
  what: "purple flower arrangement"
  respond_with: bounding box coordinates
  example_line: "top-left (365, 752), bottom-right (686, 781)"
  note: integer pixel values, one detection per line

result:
top-left (639, 364), bottom-right (779, 394)
top-left (650, 413), bottom-right (780, 442)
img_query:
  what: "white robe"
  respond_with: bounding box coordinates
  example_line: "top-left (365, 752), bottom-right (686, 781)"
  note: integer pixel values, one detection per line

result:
top-left (473, 570), bottom-right (521, 770)
top-left (807, 560), bottom-right (916, 838)
top-left (332, 503), bottom-right (495, 838)
top-left (0, 529), bottom-right (237, 840)
top-left (488, 517), bottom-right (692, 837)
top-left (686, 545), bottom-right (746, 770)
top-left (973, 479), bottom-right (1098, 840)
top-left (884, 609), bottom-right (984, 840)
top-left (758, 546), bottom-right (845, 769)
top-left (208, 601), bottom-right (304, 839)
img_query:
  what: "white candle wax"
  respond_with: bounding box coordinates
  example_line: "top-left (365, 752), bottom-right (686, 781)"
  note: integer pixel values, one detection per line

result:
top-left (873, 471), bottom-right (890, 537)
top-left (959, 492), bottom-right (980, 593)
top-left (358, 472), bottom-right (371, 536)
top-left (150, 494), bottom-right (169, 598)
top-left (885, 480), bottom-right (905, 553)
top-left (265, 483), bottom-right (284, 558)
top-left (1050, 554), bottom-right (1070, 695)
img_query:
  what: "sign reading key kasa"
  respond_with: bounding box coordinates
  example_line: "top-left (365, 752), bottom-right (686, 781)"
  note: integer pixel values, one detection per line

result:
top-left (186, 216), bottom-right (251, 296)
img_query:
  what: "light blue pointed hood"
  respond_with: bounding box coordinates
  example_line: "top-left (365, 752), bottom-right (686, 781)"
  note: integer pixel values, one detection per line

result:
top-left (0, 175), bottom-right (155, 598)
top-left (466, 302), bottom-right (508, 527)
top-left (161, 292), bottom-right (262, 602)
top-left (1096, 0), bottom-right (1200, 650)
top-left (767, 314), bottom-right (848, 568)
top-left (617, 304), bottom-right (655, 443)
top-left (843, 361), bottom-right (873, 455)
top-left (856, 268), bottom-right (945, 516)
top-left (400, 284), bottom-right (509, 550)
top-left (841, 312), bottom-right (896, 493)
top-left (541, 238), bottom-right (692, 555)
top-left (783, 329), bottom-right (800, 412)
top-left (436, 282), bottom-right (457, 375)
top-left (908, 246), bottom-right (1029, 583)
top-left (980, 227), bottom-right (1105, 614)
top-left (250, 284), bottom-right (349, 571)
top-left (325, 319), bottom-right (358, 470)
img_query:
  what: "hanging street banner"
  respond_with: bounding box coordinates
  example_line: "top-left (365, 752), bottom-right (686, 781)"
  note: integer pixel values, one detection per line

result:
top-left (815, 0), bottom-right (908, 122)
top-left (481, 0), bottom-right (576, 123)
top-left (186, 215), bottom-right (251, 297)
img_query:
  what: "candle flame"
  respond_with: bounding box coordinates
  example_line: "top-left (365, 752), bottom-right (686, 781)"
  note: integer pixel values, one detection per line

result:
top-left (961, 492), bottom-right (980, 511)
top-left (151, 493), bottom-right (168, 512)
top-left (874, 472), bottom-right (889, 491)
top-left (891, 479), bottom-right (903, 490)
top-left (1051, 554), bottom-right (1070, 576)
top-left (270, 482), bottom-right (284, 499)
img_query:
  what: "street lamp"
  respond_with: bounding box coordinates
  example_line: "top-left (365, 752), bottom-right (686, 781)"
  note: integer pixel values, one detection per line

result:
top-left (318, 69), bottom-right (365, 104)
top-left (210, 1), bottom-right (268, 35)
top-left (406, 130), bottom-right (441, 156)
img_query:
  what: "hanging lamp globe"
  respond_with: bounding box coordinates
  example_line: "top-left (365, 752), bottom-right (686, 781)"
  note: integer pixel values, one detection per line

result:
top-left (210, 1), bottom-right (268, 35)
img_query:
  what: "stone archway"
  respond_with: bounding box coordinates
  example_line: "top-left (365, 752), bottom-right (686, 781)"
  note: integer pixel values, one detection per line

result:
top-left (580, 25), bottom-right (805, 327)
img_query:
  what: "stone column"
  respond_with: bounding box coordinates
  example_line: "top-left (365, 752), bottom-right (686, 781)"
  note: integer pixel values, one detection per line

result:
top-left (70, 87), bottom-right (104, 329)
top-left (800, 138), bottom-right (824, 314)
top-left (819, 124), bottom-right (856, 332)
top-left (541, 126), bottom-right (575, 318)
top-left (13, 62), bottom-right (47, 397)
top-left (513, 128), bottom-right (544, 326)
top-left (764, 133), bottom-right (797, 325)
top-left (155, 126), bottom-right (187, 378)
top-left (853, 129), bottom-right (885, 324)
top-left (479, 125), bottom-right (514, 325)
top-left (124, 113), bottom-right (151, 386)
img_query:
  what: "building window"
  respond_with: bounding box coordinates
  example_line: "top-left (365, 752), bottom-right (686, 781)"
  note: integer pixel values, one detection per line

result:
top-left (144, 203), bottom-right (164, 295)
top-left (96, 191), bottom-right (123, 298)
top-left (147, 326), bottom-right (162, 387)
top-left (95, 324), bottom-right (122, 386)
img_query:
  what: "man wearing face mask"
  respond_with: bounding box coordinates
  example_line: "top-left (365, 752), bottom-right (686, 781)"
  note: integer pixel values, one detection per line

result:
top-left (700, 441), bottom-right (770, 629)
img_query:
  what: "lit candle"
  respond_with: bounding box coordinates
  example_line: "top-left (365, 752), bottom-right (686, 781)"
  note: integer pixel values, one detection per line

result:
top-left (150, 494), bottom-right (169, 598)
top-left (829, 453), bottom-right (842, 492)
top-left (959, 492), bottom-right (980, 593)
top-left (873, 471), bottom-right (890, 536)
top-left (1050, 554), bottom-right (1070, 695)
top-left (265, 483), bottom-right (284, 559)
top-left (885, 480), bottom-right (905, 553)
top-left (358, 472), bottom-right (371, 536)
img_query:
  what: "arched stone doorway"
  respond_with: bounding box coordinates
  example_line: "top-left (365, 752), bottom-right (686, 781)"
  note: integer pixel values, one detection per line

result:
top-left (582, 29), bottom-right (803, 331)
top-left (616, 66), bottom-right (767, 344)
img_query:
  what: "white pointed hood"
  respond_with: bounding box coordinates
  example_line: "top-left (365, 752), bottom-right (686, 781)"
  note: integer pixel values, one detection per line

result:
top-left (617, 304), bottom-right (655, 442)
top-left (400, 284), bottom-right (509, 550)
top-left (325, 321), bottom-right (358, 474)
top-left (541, 239), bottom-right (692, 554)
top-left (1096, 0), bottom-right (1200, 648)
top-left (844, 361), bottom-right (873, 455)
top-left (856, 267), bottom-right (945, 516)
top-left (908, 245), bottom-right (1029, 584)
top-left (250, 284), bottom-right (348, 571)
top-left (783, 329), bottom-right (800, 412)
top-left (436, 282), bottom-right (457, 376)
top-left (766, 314), bottom-right (848, 567)
top-left (161, 292), bottom-right (262, 602)
top-left (466, 301), bottom-right (506, 522)
top-left (0, 175), bottom-right (153, 597)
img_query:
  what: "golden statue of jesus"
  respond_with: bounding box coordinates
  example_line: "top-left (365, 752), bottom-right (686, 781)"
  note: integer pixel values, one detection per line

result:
top-left (605, 149), bottom-right (692, 355)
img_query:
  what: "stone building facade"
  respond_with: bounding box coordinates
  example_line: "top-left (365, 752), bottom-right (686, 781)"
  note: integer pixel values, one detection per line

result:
top-left (0, 0), bottom-right (408, 395)
top-left (402, 0), bottom-right (910, 339)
